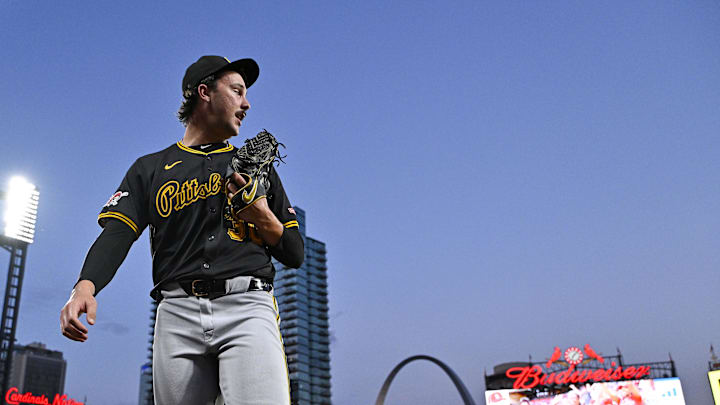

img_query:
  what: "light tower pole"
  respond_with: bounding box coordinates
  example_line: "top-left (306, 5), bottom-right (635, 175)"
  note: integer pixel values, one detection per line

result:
top-left (0, 177), bottom-right (39, 396)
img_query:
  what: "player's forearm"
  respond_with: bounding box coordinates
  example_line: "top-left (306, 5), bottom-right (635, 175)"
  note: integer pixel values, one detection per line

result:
top-left (77, 219), bottom-right (135, 296)
top-left (252, 207), bottom-right (284, 246)
top-left (268, 228), bottom-right (304, 268)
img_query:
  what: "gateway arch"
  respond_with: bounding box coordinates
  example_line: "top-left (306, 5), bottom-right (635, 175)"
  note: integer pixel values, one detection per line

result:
top-left (374, 355), bottom-right (477, 405)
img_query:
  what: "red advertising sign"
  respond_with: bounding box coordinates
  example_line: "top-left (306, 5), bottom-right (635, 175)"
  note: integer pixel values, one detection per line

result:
top-left (505, 344), bottom-right (652, 390)
top-left (5, 387), bottom-right (84, 405)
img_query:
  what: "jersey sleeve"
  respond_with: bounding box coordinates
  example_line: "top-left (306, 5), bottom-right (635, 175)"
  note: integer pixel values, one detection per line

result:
top-left (77, 218), bottom-right (136, 295)
top-left (98, 159), bottom-right (150, 238)
top-left (267, 165), bottom-right (304, 268)
top-left (267, 166), bottom-right (299, 231)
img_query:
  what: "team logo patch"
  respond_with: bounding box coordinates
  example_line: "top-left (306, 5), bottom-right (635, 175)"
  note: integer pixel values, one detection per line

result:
top-left (104, 191), bottom-right (129, 207)
top-left (288, 207), bottom-right (296, 215)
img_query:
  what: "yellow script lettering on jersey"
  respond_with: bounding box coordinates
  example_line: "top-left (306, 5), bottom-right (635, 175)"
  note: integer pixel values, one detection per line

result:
top-left (156, 173), bottom-right (223, 218)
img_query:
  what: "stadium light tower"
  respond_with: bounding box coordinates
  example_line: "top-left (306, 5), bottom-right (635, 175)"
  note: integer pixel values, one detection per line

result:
top-left (0, 176), bottom-right (39, 396)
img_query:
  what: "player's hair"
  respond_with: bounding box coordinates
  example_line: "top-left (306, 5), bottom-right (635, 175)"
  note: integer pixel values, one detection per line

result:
top-left (177, 74), bottom-right (219, 127)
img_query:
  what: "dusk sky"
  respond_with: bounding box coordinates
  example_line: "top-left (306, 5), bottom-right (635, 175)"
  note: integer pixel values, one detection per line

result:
top-left (1, 1), bottom-right (719, 404)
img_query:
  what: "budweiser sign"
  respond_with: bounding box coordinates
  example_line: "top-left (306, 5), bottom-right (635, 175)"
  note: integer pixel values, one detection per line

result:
top-left (505, 344), bottom-right (652, 390)
top-left (5, 387), bottom-right (84, 405)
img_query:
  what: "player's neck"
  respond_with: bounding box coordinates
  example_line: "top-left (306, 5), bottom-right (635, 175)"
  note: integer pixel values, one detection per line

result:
top-left (182, 123), bottom-right (230, 146)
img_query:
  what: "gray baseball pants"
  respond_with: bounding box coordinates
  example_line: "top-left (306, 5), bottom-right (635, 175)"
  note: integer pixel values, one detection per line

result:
top-left (152, 276), bottom-right (291, 405)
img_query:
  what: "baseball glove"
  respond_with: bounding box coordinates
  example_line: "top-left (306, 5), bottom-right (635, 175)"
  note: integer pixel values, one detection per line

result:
top-left (224, 129), bottom-right (285, 217)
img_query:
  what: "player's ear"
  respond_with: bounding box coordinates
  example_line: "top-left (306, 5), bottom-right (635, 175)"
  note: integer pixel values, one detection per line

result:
top-left (197, 84), bottom-right (212, 102)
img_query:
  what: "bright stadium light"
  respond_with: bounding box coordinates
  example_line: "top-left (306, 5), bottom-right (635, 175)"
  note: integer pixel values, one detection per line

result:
top-left (3, 176), bottom-right (39, 244)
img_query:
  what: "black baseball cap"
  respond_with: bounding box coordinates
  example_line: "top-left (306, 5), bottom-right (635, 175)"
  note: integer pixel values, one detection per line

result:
top-left (182, 55), bottom-right (259, 97)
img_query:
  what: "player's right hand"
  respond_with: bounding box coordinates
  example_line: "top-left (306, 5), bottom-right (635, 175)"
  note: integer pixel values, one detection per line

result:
top-left (60, 281), bottom-right (97, 342)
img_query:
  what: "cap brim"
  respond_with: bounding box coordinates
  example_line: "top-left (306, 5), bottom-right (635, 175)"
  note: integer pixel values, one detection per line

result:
top-left (221, 58), bottom-right (259, 88)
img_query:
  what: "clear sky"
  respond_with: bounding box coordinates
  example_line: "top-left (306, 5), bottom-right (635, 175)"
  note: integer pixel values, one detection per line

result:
top-left (1, 1), bottom-right (719, 404)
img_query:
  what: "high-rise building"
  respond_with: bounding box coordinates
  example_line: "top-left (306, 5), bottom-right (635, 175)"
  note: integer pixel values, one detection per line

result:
top-left (138, 362), bottom-right (152, 405)
top-left (139, 302), bottom-right (158, 405)
top-left (8, 342), bottom-right (66, 398)
top-left (274, 207), bottom-right (331, 405)
top-left (710, 344), bottom-right (720, 371)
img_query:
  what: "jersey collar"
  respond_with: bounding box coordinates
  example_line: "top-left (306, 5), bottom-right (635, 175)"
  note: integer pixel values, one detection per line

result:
top-left (176, 141), bottom-right (234, 155)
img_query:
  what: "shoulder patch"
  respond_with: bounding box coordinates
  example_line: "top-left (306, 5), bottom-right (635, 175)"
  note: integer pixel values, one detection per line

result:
top-left (105, 191), bottom-right (129, 207)
top-left (288, 207), bottom-right (296, 215)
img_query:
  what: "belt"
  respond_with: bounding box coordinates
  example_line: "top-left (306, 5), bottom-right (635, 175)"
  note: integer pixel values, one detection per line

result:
top-left (177, 277), bottom-right (272, 299)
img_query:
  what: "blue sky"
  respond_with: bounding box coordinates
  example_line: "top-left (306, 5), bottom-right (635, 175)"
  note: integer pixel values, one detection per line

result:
top-left (1, 1), bottom-right (719, 404)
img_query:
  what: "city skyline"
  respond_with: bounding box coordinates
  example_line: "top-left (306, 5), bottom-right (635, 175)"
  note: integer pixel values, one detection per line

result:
top-left (0, 340), bottom-right (714, 403)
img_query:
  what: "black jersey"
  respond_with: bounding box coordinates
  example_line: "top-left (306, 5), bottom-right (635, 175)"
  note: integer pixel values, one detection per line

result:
top-left (98, 141), bottom-right (299, 293)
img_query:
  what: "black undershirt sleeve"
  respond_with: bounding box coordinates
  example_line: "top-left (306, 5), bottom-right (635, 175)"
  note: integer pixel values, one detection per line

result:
top-left (268, 227), bottom-right (304, 269)
top-left (76, 219), bottom-right (136, 296)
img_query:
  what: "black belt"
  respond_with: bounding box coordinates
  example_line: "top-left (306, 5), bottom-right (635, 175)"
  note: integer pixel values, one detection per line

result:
top-left (178, 277), bottom-right (272, 299)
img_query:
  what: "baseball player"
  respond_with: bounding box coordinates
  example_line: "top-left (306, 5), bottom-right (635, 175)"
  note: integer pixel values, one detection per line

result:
top-left (60, 55), bottom-right (304, 405)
